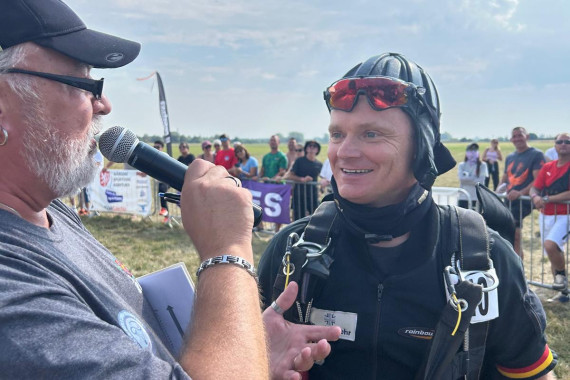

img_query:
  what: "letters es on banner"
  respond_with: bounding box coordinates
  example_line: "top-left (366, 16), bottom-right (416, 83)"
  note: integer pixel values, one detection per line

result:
top-left (242, 181), bottom-right (291, 224)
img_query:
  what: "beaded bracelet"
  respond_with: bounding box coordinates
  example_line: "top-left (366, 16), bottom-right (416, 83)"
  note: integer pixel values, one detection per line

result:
top-left (196, 255), bottom-right (258, 283)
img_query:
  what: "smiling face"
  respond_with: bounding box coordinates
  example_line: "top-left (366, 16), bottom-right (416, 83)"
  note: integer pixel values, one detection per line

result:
top-left (269, 135), bottom-right (279, 151)
top-left (510, 127), bottom-right (529, 152)
top-left (328, 98), bottom-right (417, 207)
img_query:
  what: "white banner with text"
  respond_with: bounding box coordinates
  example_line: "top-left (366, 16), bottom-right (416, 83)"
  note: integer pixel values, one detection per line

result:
top-left (88, 169), bottom-right (153, 216)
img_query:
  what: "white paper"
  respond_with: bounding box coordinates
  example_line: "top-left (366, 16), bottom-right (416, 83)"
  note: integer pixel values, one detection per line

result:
top-left (138, 263), bottom-right (195, 356)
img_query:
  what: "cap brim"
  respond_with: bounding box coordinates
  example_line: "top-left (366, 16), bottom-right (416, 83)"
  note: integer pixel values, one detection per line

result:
top-left (35, 28), bottom-right (140, 68)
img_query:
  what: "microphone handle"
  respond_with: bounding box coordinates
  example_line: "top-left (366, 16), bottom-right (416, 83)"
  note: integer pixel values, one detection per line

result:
top-left (128, 143), bottom-right (263, 226)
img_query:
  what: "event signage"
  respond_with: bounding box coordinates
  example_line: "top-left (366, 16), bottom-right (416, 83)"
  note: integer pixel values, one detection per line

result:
top-left (242, 181), bottom-right (292, 224)
top-left (88, 169), bottom-right (153, 216)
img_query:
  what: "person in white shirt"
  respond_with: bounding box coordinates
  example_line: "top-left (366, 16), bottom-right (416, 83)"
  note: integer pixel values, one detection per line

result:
top-left (457, 143), bottom-right (488, 209)
top-left (545, 146), bottom-right (558, 162)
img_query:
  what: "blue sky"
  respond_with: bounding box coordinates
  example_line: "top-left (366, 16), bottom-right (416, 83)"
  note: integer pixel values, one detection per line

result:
top-left (69, 0), bottom-right (570, 141)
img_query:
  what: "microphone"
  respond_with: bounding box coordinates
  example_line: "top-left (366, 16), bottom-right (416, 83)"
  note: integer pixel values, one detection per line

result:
top-left (99, 126), bottom-right (262, 226)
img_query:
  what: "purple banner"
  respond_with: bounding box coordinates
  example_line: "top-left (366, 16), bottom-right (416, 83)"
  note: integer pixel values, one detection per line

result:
top-left (242, 181), bottom-right (291, 224)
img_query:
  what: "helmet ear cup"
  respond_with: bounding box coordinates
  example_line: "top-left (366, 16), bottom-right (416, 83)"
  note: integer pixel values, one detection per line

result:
top-left (412, 112), bottom-right (438, 189)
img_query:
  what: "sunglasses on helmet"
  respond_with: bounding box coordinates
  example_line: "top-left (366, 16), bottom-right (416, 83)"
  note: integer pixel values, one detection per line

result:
top-left (323, 76), bottom-right (439, 127)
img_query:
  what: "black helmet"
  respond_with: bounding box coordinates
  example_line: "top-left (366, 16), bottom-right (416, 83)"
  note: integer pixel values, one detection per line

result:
top-left (325, 52), bottom-right (455, 189)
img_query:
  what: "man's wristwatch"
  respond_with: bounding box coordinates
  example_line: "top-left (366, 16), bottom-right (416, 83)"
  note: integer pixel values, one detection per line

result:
top-left (542, 195), bottom-right (550, 203)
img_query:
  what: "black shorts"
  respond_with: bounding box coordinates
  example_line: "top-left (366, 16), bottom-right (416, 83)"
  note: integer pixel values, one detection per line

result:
top-left (505, 198), bottom-right (532, 228)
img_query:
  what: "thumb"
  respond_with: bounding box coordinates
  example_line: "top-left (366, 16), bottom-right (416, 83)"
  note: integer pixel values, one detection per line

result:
top-left (275, 281), bottom-right (299, 312)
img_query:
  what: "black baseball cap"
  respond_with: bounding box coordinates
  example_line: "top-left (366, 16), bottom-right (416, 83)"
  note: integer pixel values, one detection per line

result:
top-left (0, 0), bottom-right (141, 68)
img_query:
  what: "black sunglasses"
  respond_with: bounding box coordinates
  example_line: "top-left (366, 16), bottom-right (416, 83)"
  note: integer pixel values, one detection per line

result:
top-left (555, 139), bottom-right (570, 145)
top-left (295, 149), bottom-right (304, 152)
top-left (4, 68), bottom-right (104, 99)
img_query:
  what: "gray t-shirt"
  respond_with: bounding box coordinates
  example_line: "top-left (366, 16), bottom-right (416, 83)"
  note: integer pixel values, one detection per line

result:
top-left (504, 147), bottom-right (545, 192)
top-left (0, 200), bottom-right (190, 379)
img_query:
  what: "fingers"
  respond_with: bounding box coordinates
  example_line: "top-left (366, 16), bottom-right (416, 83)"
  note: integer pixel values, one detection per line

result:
top-left (292, 347), bottom-right (314, 373)
top-left (272, 281), bottom-right (299, 314)
top-left (184, 158), bottom-right (216, 183)
top-left (299, 324), bottom-right (341, 343)
top-left (292, 340), bottom-right (333, 373)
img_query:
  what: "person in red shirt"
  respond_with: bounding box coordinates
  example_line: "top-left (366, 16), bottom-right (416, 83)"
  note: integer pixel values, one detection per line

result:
top-left (530, 132), bottom-right (570, 302)
top-left (214, 134), bottom-right (238, 170)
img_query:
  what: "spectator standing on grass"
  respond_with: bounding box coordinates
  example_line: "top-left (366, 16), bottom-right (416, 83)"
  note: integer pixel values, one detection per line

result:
top-left (497, 126), bottom-right (545, 259)
top-left (319, 158), bottom-right (333, 193)
top-left (231, 144), bottom-right (258, 180)
top-left (259, 134), bottom-right (288, 232)
top-left (530, 133), bottom-right (570, 303)
top-left (153, 140), bottom-right (170, 219)
top-left (545, 146), bottom-right (558, 162)
top-left (285, 140), bottom-right (323, 220)
top-left (482, 138), bottom-right (502, 190)
top-left (212, 138), bottom-right (221, 161)
top-left (214, 134), bottom-right (238, 170)
top-left (286, 137), bottom-right (298, 170)
top-left (0, 1), bottom-right (340, 378)
top-left (198, 140), bottom-right (214, 163)
top-left (177, 142), bottom-right (195, 166)
top-left (457, 143), bottom-right (488, 209)
top-left (260, 134), bottom-right (288, 181)
top-left (295, 143), bottom-right (305, 159)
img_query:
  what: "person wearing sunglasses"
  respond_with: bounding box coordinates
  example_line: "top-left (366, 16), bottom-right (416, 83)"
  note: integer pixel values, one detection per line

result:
top-left (497, 127), bottom-right (545, 259)
top-left (530, 133), bottom-right (570, 303)
top-left (0, 0), bottom-right (340, 379)
top-left (259, 53), bottom-right (556, 379)
top-left (177, 142), bottom-right (195, 166)
top-left (213, 133), bottom-right (238, 170)
top-left (198, 140), bottom-right (215, 163)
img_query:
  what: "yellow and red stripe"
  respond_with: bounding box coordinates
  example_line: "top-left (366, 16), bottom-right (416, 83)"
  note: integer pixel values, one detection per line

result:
top-left (497, 345), bottom-right (554, 378)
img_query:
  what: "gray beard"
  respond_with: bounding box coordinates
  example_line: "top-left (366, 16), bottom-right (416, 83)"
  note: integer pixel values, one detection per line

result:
top-left (21, 110), bottom-right (102, 199)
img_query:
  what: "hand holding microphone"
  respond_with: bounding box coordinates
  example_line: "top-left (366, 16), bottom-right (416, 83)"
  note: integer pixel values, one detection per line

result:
top-left (98, 127), bottom-right (263, 244)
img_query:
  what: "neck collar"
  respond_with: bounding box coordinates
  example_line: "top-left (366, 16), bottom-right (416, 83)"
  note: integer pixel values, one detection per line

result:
top-left (331, 178), bottom-right (431, 243)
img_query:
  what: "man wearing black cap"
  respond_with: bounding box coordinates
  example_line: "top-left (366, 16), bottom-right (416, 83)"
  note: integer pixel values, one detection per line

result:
top-left (0, 1), bottom-right (340, 378)
top-left (259, 53), bottom-right (556, 379)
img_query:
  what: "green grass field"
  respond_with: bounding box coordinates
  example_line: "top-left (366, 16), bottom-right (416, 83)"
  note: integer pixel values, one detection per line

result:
top-left (94, 138), bottom-right (569, 378)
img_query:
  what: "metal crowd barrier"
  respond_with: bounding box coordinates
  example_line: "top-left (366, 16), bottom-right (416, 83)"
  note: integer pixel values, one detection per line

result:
top-left (429, 189), bottom-right (569, 292)
top-left (432, 187), bottom-right (473, 209)
top-left (498, 195), bottom-right (570, 292)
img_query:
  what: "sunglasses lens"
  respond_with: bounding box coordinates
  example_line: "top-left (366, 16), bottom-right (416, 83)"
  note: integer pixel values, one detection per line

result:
top-left (556, 140), bottom-right (570, 145)
top-left (327, 77), bottom-right (410, 111)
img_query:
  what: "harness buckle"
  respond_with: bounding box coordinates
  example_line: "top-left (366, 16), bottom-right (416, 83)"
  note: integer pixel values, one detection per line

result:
top-left (458, 261), bottom-right (500, 293)
top-left (293, 232), bottom-right (331, 262)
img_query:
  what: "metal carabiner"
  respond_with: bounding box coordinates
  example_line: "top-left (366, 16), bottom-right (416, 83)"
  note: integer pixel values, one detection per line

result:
top-left (457, 260), bottom-right (500, 293)
top-left (281, 232), bottom-right (299, 276)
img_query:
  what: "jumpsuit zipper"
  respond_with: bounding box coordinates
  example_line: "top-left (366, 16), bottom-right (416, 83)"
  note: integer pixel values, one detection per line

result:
top-left (372, 283), bottom-right (384, 379)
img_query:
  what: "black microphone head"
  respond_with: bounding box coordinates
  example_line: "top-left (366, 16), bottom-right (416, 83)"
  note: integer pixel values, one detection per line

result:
top-left (99, 126), bottom-right (139, 163)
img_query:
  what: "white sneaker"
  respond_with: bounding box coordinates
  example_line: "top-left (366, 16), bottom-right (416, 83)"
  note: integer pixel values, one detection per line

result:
top-left (548, 292), bottom-right (570, 303)
top-left (552, 274), bottom-right (568, 291)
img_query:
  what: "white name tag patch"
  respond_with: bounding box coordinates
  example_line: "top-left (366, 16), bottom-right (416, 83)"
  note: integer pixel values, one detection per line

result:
top-left (309, 307), bottom-right (357, 341)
